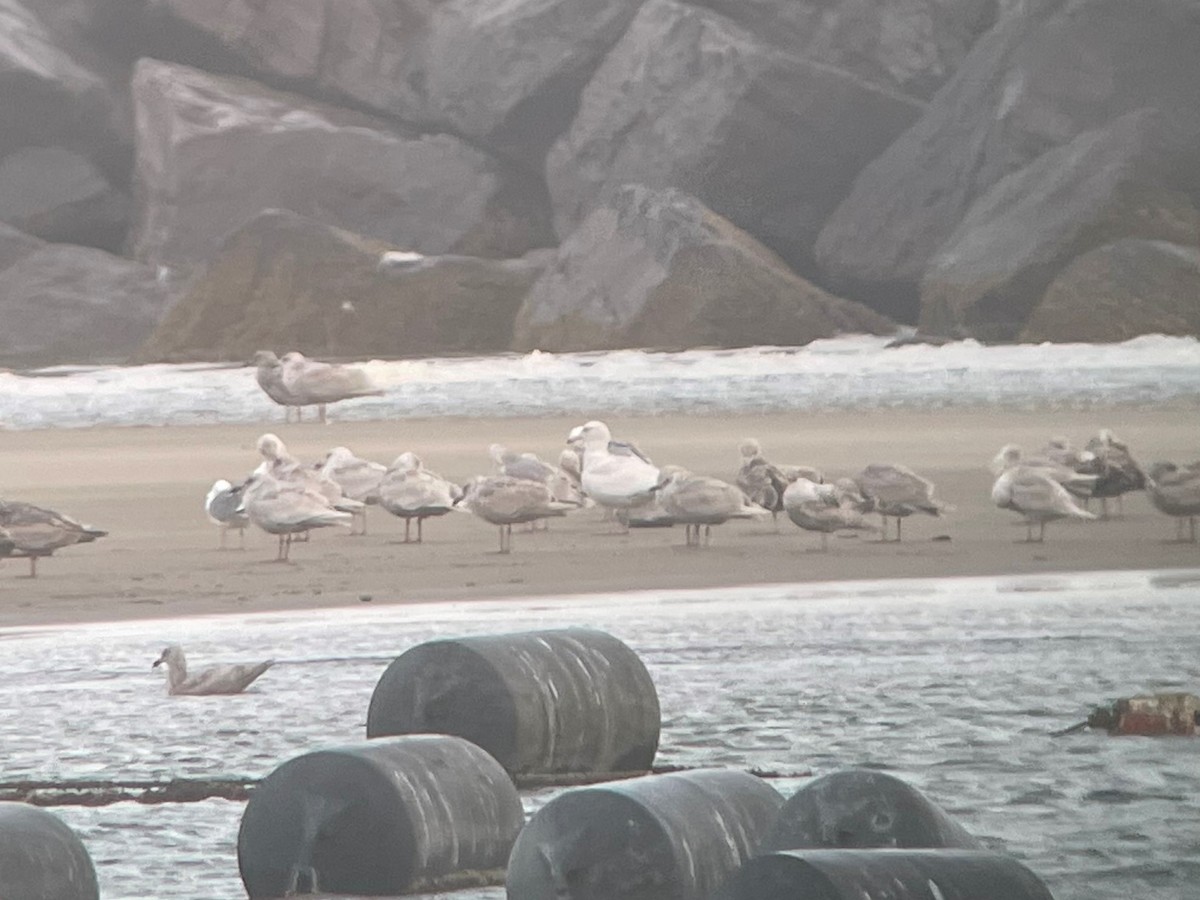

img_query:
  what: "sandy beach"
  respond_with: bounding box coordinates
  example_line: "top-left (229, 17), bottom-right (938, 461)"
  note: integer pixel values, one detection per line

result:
top-left (1, 406), bottom-right (1196, 628)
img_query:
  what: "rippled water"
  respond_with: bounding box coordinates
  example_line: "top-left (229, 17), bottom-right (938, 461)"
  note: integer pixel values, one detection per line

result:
top-left (2, 333), bottom-right (1199, 429)
top-left (2, 570), bottom-right (1197, 899)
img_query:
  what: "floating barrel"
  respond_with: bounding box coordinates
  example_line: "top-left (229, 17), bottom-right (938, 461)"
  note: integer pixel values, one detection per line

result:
top-left (0, 802), bottom-right (99, 900)
top-left (237, 735), bottom-right (524, 898)
top-left (764, 769), bottom-right (981, 851)
top-left (366, 628), bottom-right (660, 777)
top-left (719, 849), bottom-right (1056, 900)
top-left (506, 768), bottom-right (782, 900)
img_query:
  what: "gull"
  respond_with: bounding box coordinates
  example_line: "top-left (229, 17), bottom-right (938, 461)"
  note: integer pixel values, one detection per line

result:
top-left (783, 477), bottom-right (878, 551)
top-left (377, 452), bottom-right (462, 543)
top-left (991, 444), bottom-right (1097, 498)
top-left (549, 449), bottom-right (590, 508)
top-left (853, 463), bottom-right (949, 542)
top-left (280, 351), bottom-right (383, 424)
top-left (257, 434), bottom-right (365, 517)
top-left (490, 443), bottom-right (557, 482)
top-left (0, 500), bottom-right (107, 578)
top-left (567, 420), bottom-right (660, 531)
top-left (992, 466), bottom-right (1097, 542)
top-left (736, 438), bottom-right (823, 526)
top-left (153, 645), bottom-right (273, 696)
top-left (657, 468), bottom-right (766, 546)
top-left (1146, 461), bottom-right (1200, 542)
top-left (240, 471), bottom-right (352, 561)
top-left (1080, 429), bottom-right (1146, 518)
top-left (318, 446), bottom-right (386, 535)
top-left (252, 350), bottom-right (304, 422)
top-left (457, 475), bottom-right (575, 553)
top-left (205, 479), bottom-right (249, 549)
top-left (1039, 436), bottom-right (1096, 470)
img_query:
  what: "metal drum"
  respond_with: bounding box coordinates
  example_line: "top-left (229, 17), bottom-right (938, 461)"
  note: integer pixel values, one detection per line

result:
top-left (764, 769), bottom-right (982, 851)
top-left (366, 628), bottom-right (660, 776)
top-left (720, 849), bottom-right (1056, 899)
top-left (0, 803), bottom-right (99, 900)
top-left (237, 735), bottom-right (524, 898)
top-left (506, 768), bottom-right (783, 899)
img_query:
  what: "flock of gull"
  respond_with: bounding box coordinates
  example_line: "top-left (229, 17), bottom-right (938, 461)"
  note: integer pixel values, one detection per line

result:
top-left (3, 351), bottom-right (1199, 578)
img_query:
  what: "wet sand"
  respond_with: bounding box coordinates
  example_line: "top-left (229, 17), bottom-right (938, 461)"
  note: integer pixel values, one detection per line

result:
top-left (1, 407), bottom-right (1196, 628)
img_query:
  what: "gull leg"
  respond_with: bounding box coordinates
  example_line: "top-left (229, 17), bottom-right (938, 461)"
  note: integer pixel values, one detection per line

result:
top-left (28, 556), bottom-right (38, 578)
top-left (821, 532), bottom-right (829, 553)
top-left (239, 527), bottom-right (246, 550)
top-left (417, 517), bottom-right (424, 543)
top-left (1101, 497), bottom-right (1110, 520)
top-left (404, 518), bottom-right (411, 544)
top-left (1038, 521), bottom-right (1046, 543)
top-left (896, 518), bottom-right (903, 543)
top-left (276, 534), bottom-right (286, 561)
top-left (219, 527), bottom-right (227, 550)
top-left (704, 525), bottom-right (711, 547)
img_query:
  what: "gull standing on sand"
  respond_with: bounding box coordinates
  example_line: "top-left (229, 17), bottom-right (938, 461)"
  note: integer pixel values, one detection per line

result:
top-left (0, 500), bottom-right (107, 577)
top-left (240, 471), bottom-right (352, 561)
top-left (783, 478), bottom-right (878, 551)
top-left (256, 433), bottom-right (364, 518)
top-left (279, 351), bottom-right (383, 423)
top-left (1146, 461), bottom-right (1200, 542)
top-left (736, 438), bottom-right (822, 524)
top-left (853, 463), bottom-right (948, 542)
top-left (205, 480), bottom-right (249, 549)
top-left (253, 351), bottom-right (304, 422)
top-left (457, 475), bottom-right (575, 553)
top-left (567, 420), bottom-right (660, 531)
top-left (318, 446), bottom-right (386, 535)
top-left (990, 444), bottom-right (1097, 499)
top-left (1080, 429), bottom-right (1146, 518)
top-left (153, 645), bottom-right (273, 696)
top-left (657, 468), bottom-right (766, 546)
top-left (377, 452), bottom-right (462, 543)
top-left (991, 466), bottom-right (1096, 542)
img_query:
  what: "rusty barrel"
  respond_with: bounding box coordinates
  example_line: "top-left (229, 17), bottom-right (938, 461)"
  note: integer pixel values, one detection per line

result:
top-left (764, 769), bottom-right (981, 851)
top-left (720, 850), bottom-right (1056, 899)
top-left (505, 768), bottom-right (782, 899)
top-left (0, 803), bottom-right (99, 900)
top-left (366, 628), bottom-right (660, 777)
top-left (237, 735), bottom-right (524, 898)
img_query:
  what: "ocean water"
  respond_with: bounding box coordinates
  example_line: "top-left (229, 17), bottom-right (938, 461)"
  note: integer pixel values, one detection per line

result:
top-left (1, 333), bottom-right (1199, 429)
top-left (3, 570), bottom-right (1198, 900)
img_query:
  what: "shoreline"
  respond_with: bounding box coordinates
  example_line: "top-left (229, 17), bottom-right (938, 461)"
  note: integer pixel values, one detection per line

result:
top-left (2, 407), bottom-right (1197, 628)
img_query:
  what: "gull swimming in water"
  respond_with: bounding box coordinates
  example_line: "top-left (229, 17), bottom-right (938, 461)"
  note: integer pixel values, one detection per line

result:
top-left (318, 446), bottom-right (386, 534)
top-left (853, 463), bottom-right (948, 542)
top-left (205, 479), bottom-right (249, 549)
top-left (240, 471), bottom-right (353, 561)
top-left (657, 468), bottom-right (766, 546)
top-left (252, 350), bottom-right (304, 422)
top-left (153, 645), bottom-right (273, 696)
top-left (279, 351), bottom-right (383, 423)
top-left (991, 466), bottom-right (1097, 542)
top-left (783, 477), bottom-right (878, 551)
top-left (0, 500), bottom-right (107, 577)
top-left (1146, 461), bottom-right (1200, 542)
top-left (457, 475), bottom-right (575, 553)
top-left (377, 452), bottom-right (462, 543)
top-left (567, 420), bottom-right (660, 531)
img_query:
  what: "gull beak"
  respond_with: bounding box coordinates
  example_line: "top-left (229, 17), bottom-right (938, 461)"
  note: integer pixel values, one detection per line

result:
top-left (152, 651), bottom-right (166, 669)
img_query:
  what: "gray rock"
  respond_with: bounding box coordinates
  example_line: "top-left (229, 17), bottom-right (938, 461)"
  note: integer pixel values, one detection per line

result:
top-left (127, 59), bottom-right (553, 275)
top-left (0, 228), bottom-right (168, 366)
top-left (0, 147), bottom-right (130, 251)
top-left (816, 0), bottom-right (1200, 313)
top-left (136, 209), bottom-right (546, 363)
top-left (1022, 240), bottom-right (1200, 343)
top-left (919, 109), bottom-right (1200, 341)
top-left (512, 184), bottom-right (894, 352)
top-left (545, 0), bottom-right (925, 275)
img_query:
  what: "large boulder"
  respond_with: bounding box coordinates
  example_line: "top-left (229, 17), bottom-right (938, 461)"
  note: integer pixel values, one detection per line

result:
top-left (1022, 239), bottom-right (1200, 343)
top-left (127, 59), bottom-right (553, 277)
top-left (918, 110), bottom-right (1200, 341)
top-left (545, 0), bottom-right (925, 275)
top-left (816, 0), bottom-right (1200, 314)
top-left (136, 209), bottom-right (546, 363)
top-left (512, 184), bottom-right (894, 352)
top-left (0, 223), bottom-right (168, 367)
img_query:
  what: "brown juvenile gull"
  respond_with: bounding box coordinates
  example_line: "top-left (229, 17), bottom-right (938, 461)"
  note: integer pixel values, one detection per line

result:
top-left (252, 350), bottom-right (304, 422)
top-left (1079, 428), bottom-right (1147, 518)
top-left (377, 452), bottom-right (462, 543)
top-left (153, 645), bottom-right (273, 696)
top-left (240, 471), bottom-right (352, 561)
top-left (279, 351), bottom-right (383, 424)
top-left (457, 475), bottom-right (575, 553)
top-left (1146, 461), bottom-right (1200, 542)
top-left (991, 466), bottom-right (1097, 542)
top-left (853, 463), bottom-right (949, 542)
top-left (318, 446), bottom-right (386, 535)
top-left (783, 477), bottom-right (878, 551)
top-left (205, 479), bottom-right (249, 550)
top-left (737, 438), bottom-right (823, 527)
top-left (0, 500), bottom-right (107, 577)
top-left (657, 468), bottom-right (766, 547)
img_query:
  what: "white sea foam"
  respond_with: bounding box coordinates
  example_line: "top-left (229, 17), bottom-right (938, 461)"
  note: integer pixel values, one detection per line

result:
top-left (1, 333), bottom-right (1198, 430)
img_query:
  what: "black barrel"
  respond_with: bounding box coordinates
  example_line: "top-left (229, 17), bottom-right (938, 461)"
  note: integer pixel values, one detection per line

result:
top-left (506, 768), bottom-right (783, 899)
top-left (366, 628), bottom-right (660, 776)
top-left (0, 802), bottom-right (99, 900)
top-left (764, 769), bottom-right (982, 851)
top-left (237, 735), bottom-right (524, 898)
top-left (720, 849), bottom-right (1056, 899)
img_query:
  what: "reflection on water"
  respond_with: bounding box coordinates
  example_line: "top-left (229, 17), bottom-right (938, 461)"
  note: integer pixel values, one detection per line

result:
top-left (2, 570), bottom-right (1198, 899)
